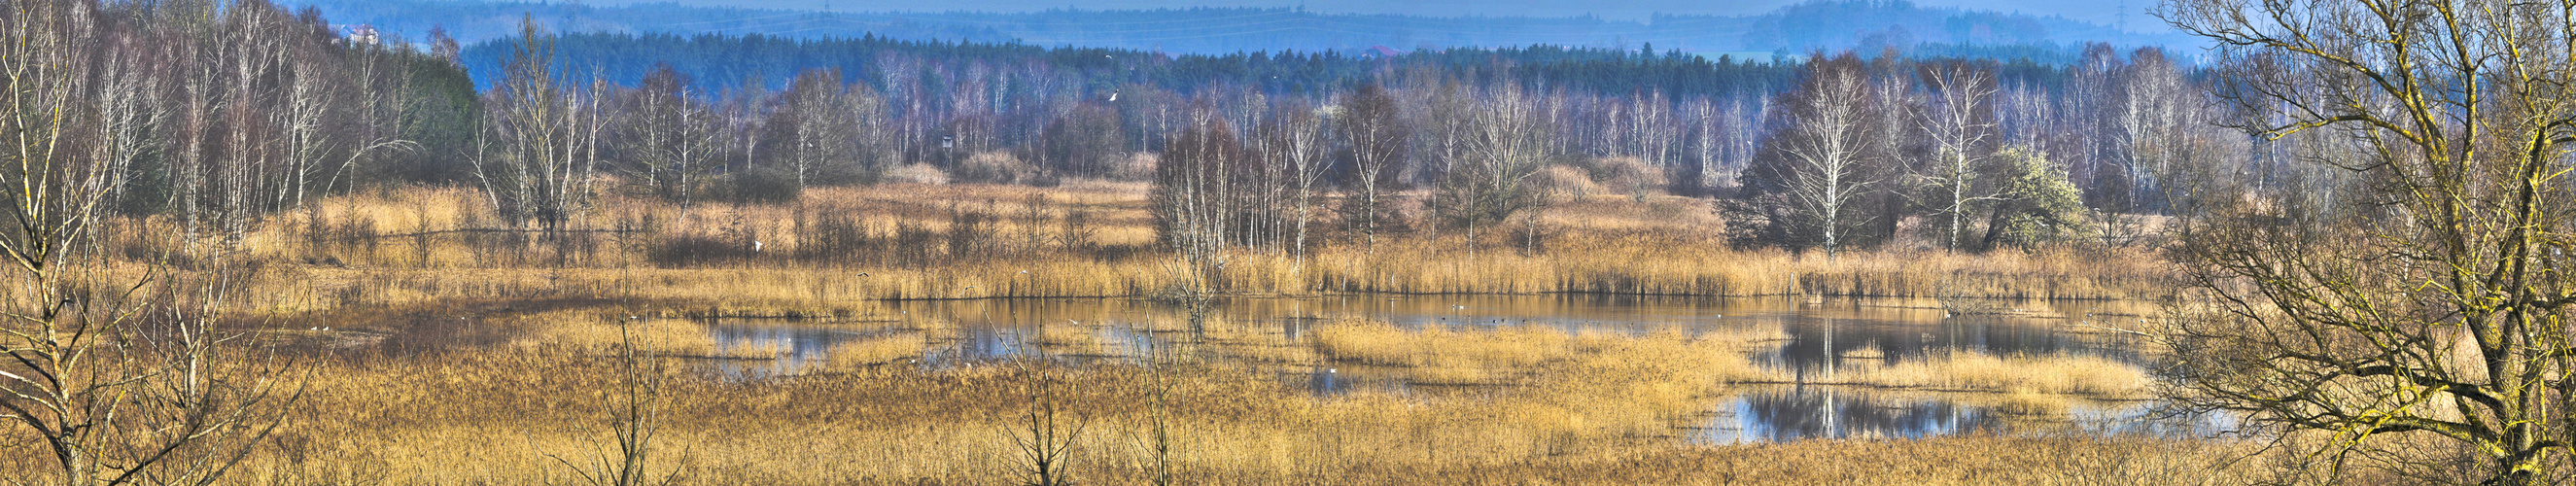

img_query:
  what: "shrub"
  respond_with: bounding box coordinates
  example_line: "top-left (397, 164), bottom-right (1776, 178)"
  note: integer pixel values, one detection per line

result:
top-left (724, 166), bottom-right (803, 205)
top-left (1530, 164), bottom-right (1602, 198)
top-left (649, 233), bottom-right (753, 266)
top-left (1592, 156), bottom-right (1670, 198)
top-left (953, 152), bottom-right (1036, 185)
top-left (885, 163), bottom-right (950, 185)
top-left (798, 208), bottom-right (871, 263)
top-left (1109, 153), bottom-right (1158, 181)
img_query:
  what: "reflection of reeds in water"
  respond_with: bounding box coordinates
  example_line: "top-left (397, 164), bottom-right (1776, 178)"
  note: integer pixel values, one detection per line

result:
top-left (1815, 352), bottom-right (2153, 399)
top-left (827, 333), bottom-right (925, 368)
top-left (1837, 343), bottom-right (1887, 360)
top-left (713, 339), bottom-right (791, 360)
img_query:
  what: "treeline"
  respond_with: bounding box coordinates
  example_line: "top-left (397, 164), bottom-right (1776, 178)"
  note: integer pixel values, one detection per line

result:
top-left (4, 0), bottom-right (478, 232)
top-left (453, 26), bottom-right (2231, 257)
top-left (288, 0), bottom-right (2191, 55)
top-left (1138, 44), bottom-right (2245, 260)
top-left (18, 0), bottom-right (2254, 260)
top-left (458, 32), bottom-right (1810, 97)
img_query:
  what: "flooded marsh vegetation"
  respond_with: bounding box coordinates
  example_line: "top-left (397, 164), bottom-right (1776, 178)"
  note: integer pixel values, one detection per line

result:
top-left (13, 186), bottom-right (2238, 484)
top-left (182, 295), bottom-right (2230, 485)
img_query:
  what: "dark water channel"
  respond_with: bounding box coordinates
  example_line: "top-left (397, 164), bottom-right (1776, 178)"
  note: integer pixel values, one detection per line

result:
top-left (700, 295), bottom-right (2205, 441)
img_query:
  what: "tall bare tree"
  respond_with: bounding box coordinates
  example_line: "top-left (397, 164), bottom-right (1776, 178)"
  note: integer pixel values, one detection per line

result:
top-left (1916, 59), bottom-right (2002, 250)
top-left (1269, 101), bottom-right (1331, 261)
top-left (1741, 53), bottom-right (1883, 256)
top-left (2161, 0), bottom-right (2576, 483)
top-left (1433, 82), bottom-right (1551, 254)
top-left (613, 64), bottom-right (720, 206)
top-left (1334, 84), bottom-right (1407, 251)
top-left (2, 1), bottom-right (302, 484)
top-left (773, 68), bottom-right (861, 189)
top-left (475, 17), bottom-right (604, 231)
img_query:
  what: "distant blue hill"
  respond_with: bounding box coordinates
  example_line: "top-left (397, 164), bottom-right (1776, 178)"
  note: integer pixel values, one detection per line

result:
top-left (284, 0), bottom-right (2198, 61)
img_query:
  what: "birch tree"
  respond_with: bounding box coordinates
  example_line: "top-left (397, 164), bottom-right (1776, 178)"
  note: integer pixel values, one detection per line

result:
top-left (1916, 59), bottom-right (2002, 250)
top-left (1742, 53), bottom-right (1882, 256)
top-left (476, 17), bottom-right (604, 231)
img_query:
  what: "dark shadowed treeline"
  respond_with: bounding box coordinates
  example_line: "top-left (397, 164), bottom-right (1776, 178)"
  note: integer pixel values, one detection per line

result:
top-left (9, 0), bottom-right (478, 228)
top-left (418, 24), bottom-right (2253, 257)
top-left (27, 0), bottom-right (2251, 260)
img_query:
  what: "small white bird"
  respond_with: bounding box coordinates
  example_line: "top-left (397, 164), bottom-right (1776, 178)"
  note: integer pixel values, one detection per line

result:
top-left (1020, 270), bottom-right (1028, 274)
top-left (752, 240), bottom-right (764, 253)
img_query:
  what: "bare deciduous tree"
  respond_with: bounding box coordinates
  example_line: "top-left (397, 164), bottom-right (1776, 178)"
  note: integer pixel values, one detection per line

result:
top-left (476, 17), bottom-right (605, 232)
top-left (1433, 82), bottom-right (1551, 256)
top-left (1334, 84), bottom-right (1407, 251)
top-left (2, 2), bottom-right (302, 484)
top-left (2161, 0), bottom-right (2576, 483)
top-left (1743, 53), bottom-right (1883, 256)
top-left (614, 64), bottom-right (722, 207)
top-left (1268, 101), bottom-right (1332, 262)
top-left (1915, 59), bottom-right (2001, 250)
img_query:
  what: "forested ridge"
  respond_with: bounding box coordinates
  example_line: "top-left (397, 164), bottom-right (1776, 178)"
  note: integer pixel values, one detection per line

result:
top-left (285, 0), bottom-right (2195, 56)
top-left (19, 0), bottom-right (2255, 258)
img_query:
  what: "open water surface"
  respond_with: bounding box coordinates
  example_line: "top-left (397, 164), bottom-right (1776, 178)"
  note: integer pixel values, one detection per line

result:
top-left (698, 295), bottom-right (2214, 442)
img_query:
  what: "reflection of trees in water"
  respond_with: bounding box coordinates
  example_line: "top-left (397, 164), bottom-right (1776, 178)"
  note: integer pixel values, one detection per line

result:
top-left (707, 325), bottom-right (856, 380)
top-left (1739, 387), bottom-right (2003, 441)
top-left (1766, 313), bottom-right (2146, 374)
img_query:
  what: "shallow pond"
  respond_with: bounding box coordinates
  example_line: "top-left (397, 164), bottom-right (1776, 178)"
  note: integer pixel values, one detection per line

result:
top-left (699, 294), bottom-right (2196, 441)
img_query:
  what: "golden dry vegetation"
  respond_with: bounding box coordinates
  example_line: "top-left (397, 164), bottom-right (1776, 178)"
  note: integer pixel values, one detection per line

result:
top-left (5, 184), bottom-right (2231, 484)
top-left (113, 183), bottom-right (2176, 322)
top-left (0, 306), bottom-right (2242, 485)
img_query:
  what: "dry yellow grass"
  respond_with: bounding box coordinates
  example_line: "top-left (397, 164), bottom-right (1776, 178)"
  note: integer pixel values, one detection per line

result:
top-left (179, 184), bottom-right (2175, 324)
top-left (826, 332), bottom-right (927, 367)
top-left (1814, 352), bottom-right (2155, 399)
top-left (6, 183), bottom-right (2218, 484)
top-left (5, 322), bottom-right (2224, 486)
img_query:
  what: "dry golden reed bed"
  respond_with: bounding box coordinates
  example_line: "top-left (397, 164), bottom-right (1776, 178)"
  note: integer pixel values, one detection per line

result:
top-left (108, 183), bottom-right (2176, 320)
top-left (0, 308), bottom-right (2243, 485)
top-left (3, 184), bottom-right (2224, 484)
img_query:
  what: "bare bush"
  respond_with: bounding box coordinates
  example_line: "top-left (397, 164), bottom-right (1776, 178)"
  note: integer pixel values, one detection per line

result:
top-left (954, 152), bottom-right (1037, 185)
top-left (1591, 156), bottom-right (1669, 199)
top-left (1529, 165), bottom-right (1603, 198)
top-left (1109, 153), bottom-right (1159, 182)
top-left (884, 163), bottom-right (950, 185)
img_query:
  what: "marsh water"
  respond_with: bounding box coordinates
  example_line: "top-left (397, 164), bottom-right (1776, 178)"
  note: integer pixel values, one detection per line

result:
top-left (699, 295), bottom-right (2212, 442)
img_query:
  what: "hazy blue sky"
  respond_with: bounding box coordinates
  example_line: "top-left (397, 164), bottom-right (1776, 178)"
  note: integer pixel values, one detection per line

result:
top-left (585, 0), bottom-right (2158, 31)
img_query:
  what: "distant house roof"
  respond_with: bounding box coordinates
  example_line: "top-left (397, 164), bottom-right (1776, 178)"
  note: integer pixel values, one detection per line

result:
top-left (1368, 46), bottom-right (1404, 58)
